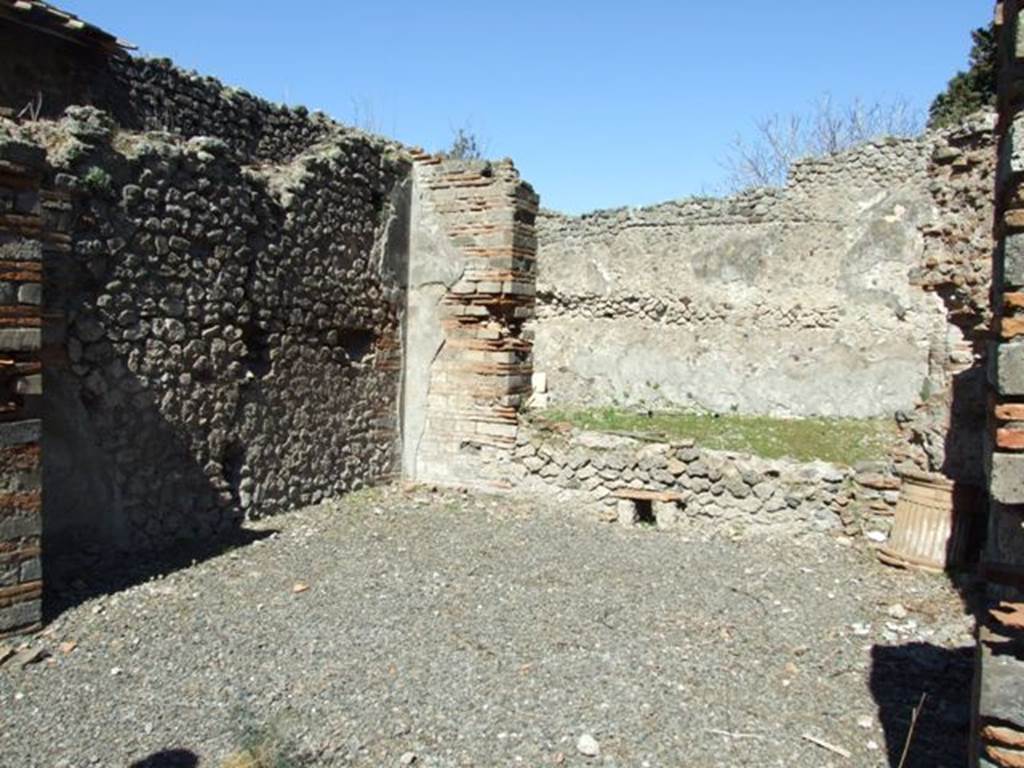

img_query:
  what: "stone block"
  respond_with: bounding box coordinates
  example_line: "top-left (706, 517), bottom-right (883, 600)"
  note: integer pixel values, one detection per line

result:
top-left (0, 328), bottom-right (39, 352)
top-left (0, 598), bottom-right (41, 633)
top-left (654, 501), bottom-right (678, 529)
top-left (990, 452), bottom-right (1024, 505)
top-left (985, 502), bottom-right (1024, 565)
top-left (617, 499), bottom-right (637, 526)
top-left (16, 283), bottom-right (41, 306)
top-left (0, 138), bottom-right (45, 169)
top-left (0, 561), bottom-right (16, 587)
top-left (0, 420), bottom-right (40, 446)
top-left (531, 370), bottom-right (547, 393)
top-left (522, 455), bottom-right (546, 472)
top-left (19, 558), bottom-right (40, 582)
top-left (996, 342), bottom-right (1024, 396)
top-left (1016, 11), bottom-right (1024, 62)
top-left (1007, 234), bottom-right (1024, 288)
top-left (978, 631), bottom-right (1024, 729)
top-left (14, 375), bottom-right (41, 395)
top-left (14, 190), bottom-right (38, 215)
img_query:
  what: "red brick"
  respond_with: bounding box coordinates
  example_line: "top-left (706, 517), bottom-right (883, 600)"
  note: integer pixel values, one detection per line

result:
top-left (997, 428), bottom-right (1024, 450)
top-left (995, 403), bottom-right (1024, 421)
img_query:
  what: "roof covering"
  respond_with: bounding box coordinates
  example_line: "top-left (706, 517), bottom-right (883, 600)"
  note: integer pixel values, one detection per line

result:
top-left (0, 0), bottom-right (134, 53)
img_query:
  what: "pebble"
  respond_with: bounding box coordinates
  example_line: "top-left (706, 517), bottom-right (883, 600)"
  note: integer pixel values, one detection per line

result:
top-left (577, 734), bottom-right (600, 758)
top-left (399, 752), bottom-right (417, 765)
top-left (886, 603), bottom-right (908, 619)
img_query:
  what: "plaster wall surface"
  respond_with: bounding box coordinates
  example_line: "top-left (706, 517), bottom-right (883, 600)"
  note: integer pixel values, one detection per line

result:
top-left (534, 137), bottom-right (952, 418)
top-left (401, 168), bottom-right (466, 480)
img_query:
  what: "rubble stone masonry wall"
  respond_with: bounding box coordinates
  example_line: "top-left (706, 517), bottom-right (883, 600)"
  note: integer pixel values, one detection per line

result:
top-left (504, 423), bottom-right (869, 537)
top-left (18, 107), bottom-right (410, 557)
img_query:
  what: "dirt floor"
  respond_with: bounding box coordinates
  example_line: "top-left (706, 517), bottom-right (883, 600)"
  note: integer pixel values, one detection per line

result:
top-left (0, 486), bottom-right (976, 767)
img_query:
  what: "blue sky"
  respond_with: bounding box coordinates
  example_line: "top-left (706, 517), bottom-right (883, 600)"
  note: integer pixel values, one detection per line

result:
top-left (62, 1), bottom-right (992, 213)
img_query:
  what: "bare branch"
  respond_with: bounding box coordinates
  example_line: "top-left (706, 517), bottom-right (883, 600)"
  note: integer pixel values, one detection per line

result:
top-left (719, 94), bottom-right (924, 193)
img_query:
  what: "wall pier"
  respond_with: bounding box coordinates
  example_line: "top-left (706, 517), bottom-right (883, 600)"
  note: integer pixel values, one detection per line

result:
top-left (973, 3), bottom-right (1024, 764)
top-left (0, 137), bottom-right (65, 636)
top-left (403, 153), bottom-right (538, 488)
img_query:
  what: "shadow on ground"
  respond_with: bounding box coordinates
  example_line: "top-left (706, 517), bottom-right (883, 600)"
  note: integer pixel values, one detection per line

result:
top-left (867, 348), bottom-right (991, 766)
top-left (42, 527), bottom-right (276, 622)
top-left (129, 750), bottom-right (199, 768)
top-left (870, 642), bottom-right (974, 767)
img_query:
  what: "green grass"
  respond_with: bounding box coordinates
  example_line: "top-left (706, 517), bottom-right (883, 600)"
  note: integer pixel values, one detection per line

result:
top-left (533, 406), bottom-right (898, 466)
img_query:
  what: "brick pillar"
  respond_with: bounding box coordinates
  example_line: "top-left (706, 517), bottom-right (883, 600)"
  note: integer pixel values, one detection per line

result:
top-left (974, 3), bottom-right (1024, 764)
top-left (408, 154), bottom-right (538, 488)
top-left (0, 137), bottom-right (52, 636)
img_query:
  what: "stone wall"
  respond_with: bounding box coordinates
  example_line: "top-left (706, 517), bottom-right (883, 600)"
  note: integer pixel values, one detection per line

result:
top-left (502, 422), bottom-right (870, 537)
top-left (533, 124), bottom-right (996, 425)
top-left (896, 115), bottom-right (997, 486)
top-left (403, 154), bottom-right (538, 488)
top-left (3, 105), bottom-right (410, 555)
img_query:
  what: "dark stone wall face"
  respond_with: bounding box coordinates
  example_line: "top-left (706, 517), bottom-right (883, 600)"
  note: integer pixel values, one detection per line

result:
top-left (105, 56), bottom-right (335, 164)
top-left (10, 108), bottom-right (409, 554)
top-left (971, 3), bottom-right (1024, 765)
top-left (0, 21), bottom-right (415, 558)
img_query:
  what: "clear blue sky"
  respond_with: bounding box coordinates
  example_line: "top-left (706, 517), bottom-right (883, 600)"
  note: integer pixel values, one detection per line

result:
top-left (61, 1), bottom-right (992, 213)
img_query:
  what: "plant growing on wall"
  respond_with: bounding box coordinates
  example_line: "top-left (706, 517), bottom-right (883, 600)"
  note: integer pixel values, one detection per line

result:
top-left (82, 165), bottom-right (113, 195)
top-left (440, 126), bottom-right (484, 160)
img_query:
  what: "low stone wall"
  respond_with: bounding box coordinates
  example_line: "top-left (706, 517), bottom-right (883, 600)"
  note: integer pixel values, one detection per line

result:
top-left (502, 423), bottom-right (869, 536)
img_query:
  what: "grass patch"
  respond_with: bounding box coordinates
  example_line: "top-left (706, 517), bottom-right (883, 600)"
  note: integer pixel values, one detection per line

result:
top-left (221, 708), bottom-right (305, 768)
top-left (534, 407), bottom-right (897, 466)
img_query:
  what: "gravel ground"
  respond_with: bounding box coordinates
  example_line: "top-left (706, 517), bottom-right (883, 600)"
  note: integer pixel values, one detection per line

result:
top-left (1, 486), bottom-right (975, 768)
